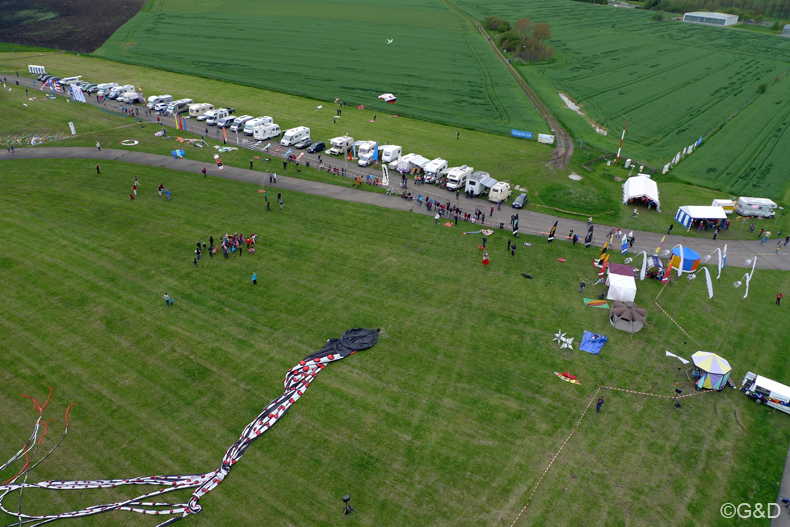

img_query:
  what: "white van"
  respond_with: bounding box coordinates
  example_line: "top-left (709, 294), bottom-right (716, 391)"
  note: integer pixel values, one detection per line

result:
top-left (357, 141), bottom-right (378, 166)
top-left (244, 116), bottom-right (273, 136)
top-left (254, 123), bottom-right (281, 141)
top-left (280, 126), bottom-right (310, 147)
top-left (424, 158), bottom-right (448, 183)
top-left (217, 116), bottom-right (237, 128)
top-left (147, 95), bottom-right (173, 110)
top-left (59, 76), bottom-right (83, 86)
top-left (189, 103), bottom-right (214, 118)
top-left (108, 84), bottom-right (135, 100)
top-left (230, 115), bottom-right (253, 133)
top-left (206, 108), bottom-right (233, 126)
top-left (445, 165), bottom-right (473, 191)
top-left (736, 197), bottom-right (777, 218)
top-left (327, 136), bottom-right (354, 156)
top-left (166, 98), bottom-right (193, 115)
top-left (488, 181), bottom-right (512, 203)
top-left (380, 145), bottom-right (401, 163)
top-left (742, 372), bottom-right (790, 415)
top-left (96, 83), bottom-right (119, 97)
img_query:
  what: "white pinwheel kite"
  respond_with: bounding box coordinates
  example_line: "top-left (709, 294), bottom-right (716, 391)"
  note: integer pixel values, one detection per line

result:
top-left (552, 330), bottom-right (566, 346)
top-left (560, 337), bottom-right (574, 350)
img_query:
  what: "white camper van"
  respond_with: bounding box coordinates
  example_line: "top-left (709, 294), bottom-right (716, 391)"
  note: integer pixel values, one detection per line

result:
top-left (166, 99), bottom-right (194, 115)
top-left (357, 141), bottom-right (378, 166)
top-left (736, 197), bottom-right (777, 218)
top-left (96, 83), bottom-right (119, 97)
top-left (423, 158), bottom-right (448, 183)
top-left (488, 181), bottom-right (512, 203)
top-left (380, 145), bottom-right (401, 163)
top-left (147, 95), bottom-right (173, 110)
top-left (327, 136), bottom-right (354, 156)
top-left (189, 103), bottom-right (214, 118)
top-left (121, 92), bottom-right (142, 104)
top-left (244, 116), bottom-right (273, 136)
top-left (445, 165), bottom-right (473, 191)
top-left (466, 171), bottom-right (497, 197)
top-left (206, 108), bottom-right (234, 126)
top-left (281, 126), bottom-right (310, 146)
top-left (742, 372), bottom-right (790, 415)
top-left (254, 123), bottom-right (281, 141)
top-left (59, 76), bottom-right (83, 86)
top-left (230, 115), bottom-right (253, 133)
top-left (108, 84), bottom-right (135, 100)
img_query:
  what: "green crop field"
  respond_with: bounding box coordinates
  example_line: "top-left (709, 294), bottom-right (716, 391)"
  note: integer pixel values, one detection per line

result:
top-left (93, 0), bottom-right (548, 137)
top-left (455, 0), bottom-right (790, 200)
top-left (2, 155), bottom-right (790, 526)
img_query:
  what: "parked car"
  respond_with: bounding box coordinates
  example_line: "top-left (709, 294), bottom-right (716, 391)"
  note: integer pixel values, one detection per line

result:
top-left (295, 138), bottom-right (314, 149)
top-left (307, 141), bottom-right (325, 153)
top-left (83, 84), bottom-right (98, 92)
top-left (512, 193), bottom-right (528, 209)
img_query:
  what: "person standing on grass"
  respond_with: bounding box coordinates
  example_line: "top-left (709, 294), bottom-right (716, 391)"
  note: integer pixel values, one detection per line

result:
top-left (166, 188), bottom-right (171, 201)
top-left (579, 280), bottom-right (586, 294)
top-left (596, 396), bottom-right (605, 413)
top-left (132, 184), bottom-right (137, 196)
top-left (266, 200), bottom-right (271, 212)
top-left (435, 212), bottom-right (440, 225)
top-left (202, 167), bottom-right (207, 177)
top-left (193, 257), bottom-right (198, 267)
top-left (163, 293), bottom-right (172, 307)
top-left (511, 244), bottom-right (516, 257)
top-left (252, 272), bottom-right (257, 285)
top-left (283, 160), bottom-right (287, 170)
top-left (279, 197), bottom-right (283, 210)
top-left (250, 160), bottom-right (253, 170)
top-left (158, 184), bottom-right (164, 196)
top-left (777, 293), bottom-right (783, 306)
top-left (96, 165), bottom-right (101, 174)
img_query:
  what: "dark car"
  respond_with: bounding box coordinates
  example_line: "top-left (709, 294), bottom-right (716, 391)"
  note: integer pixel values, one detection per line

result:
top-left (295, 138), bottom-right (314, 149)
top-left (512, 193), bottom-right (528, 209)
top-left (307, 141), bottom-right (325, 153)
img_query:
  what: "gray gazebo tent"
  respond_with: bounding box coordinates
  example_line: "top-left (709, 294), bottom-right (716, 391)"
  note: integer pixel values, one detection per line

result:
top-left (609, 301), bottom-right (647, 333)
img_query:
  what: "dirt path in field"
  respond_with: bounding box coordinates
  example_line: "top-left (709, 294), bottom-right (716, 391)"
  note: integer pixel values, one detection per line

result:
top-left (441, 0), bottom-right (574, 170)
top-left (3, 145), bottom-right (785, 272)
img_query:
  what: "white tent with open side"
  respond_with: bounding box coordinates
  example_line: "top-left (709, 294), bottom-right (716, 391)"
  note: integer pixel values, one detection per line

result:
top-left (622, 175), bottom-right (660, 212)
top-left (606, 273), bottom-right (637, 302)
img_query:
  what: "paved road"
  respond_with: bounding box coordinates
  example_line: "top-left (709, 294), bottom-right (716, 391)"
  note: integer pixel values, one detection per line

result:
top-left (3, 146), bottom-right (788, 272)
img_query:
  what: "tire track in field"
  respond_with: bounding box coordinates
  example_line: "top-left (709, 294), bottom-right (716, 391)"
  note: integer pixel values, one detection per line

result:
top-left (442, 0), bottom-right (573, 170)
top-left (453, 14), bottom-right (509, 124)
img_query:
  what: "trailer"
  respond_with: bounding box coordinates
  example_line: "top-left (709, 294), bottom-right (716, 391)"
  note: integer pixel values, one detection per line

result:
top-left (742, 372), bottom-right (790, 415)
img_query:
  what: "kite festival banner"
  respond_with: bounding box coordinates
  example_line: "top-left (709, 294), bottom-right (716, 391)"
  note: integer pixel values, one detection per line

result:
top-left (547, 220), bottom-right (557, 243)
top-left (0, 328), bottom-right (380, 526)
top-left (584, 225), bottom-right (594, 248)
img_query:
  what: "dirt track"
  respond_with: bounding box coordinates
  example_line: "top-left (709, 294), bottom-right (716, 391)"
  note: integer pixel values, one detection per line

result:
top-left (443, 0), bottom-right (573, 170)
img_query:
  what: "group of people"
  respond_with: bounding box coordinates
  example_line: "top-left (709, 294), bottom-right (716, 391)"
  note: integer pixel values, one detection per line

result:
top-left (193, 232), bottom-right (259, 266)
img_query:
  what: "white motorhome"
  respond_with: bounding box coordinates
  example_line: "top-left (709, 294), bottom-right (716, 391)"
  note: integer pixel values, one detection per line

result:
top-left (206, 108), bottom-right (233, 126)
top-left (736, 197), bottom-right (777, 218)
top-left (445, 165), bottom-right (473, 191)
top-left (244, 116), bottom-right (273, 136)
top-left (189, 103), bottom-right (214, 118)
top-left (121, 92), bottom-right (141, 104)
top-left (108, 84), bottom-right (135, 100)
top-left (96, 83), bottom-right (119, 97)
top-left (397, 153), bottom-right (418, 172)
top-left (147, 95), bottom-right (173, 110)
top-left (230, 115), bottom-right (253, 133)
top-left (423, 158), bottom-right (448, 183)
top-left (357, 141), bottom-right (378, 166)
top-left (742, 372), bottom-right (790, 415)
top-left (254, 123), bottom-right (281, 141)
top-left (166, 98), bottom-right (193, 115)
top-left (488, 181), bottom-right (512, 203)
top-left (281, 126), bottom-right (310, 146)
top-left (380, 145), bottom-right (401, 163)
top-left (466, 171), bottom-right (498, 197)
top-left (327, 136), bottom-right (354, 156)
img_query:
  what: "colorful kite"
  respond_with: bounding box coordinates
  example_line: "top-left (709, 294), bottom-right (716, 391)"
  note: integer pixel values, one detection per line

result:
top-left (0, 328), bottom-right (380, 526)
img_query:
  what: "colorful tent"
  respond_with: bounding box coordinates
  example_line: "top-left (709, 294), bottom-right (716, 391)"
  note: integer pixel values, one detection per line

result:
top-left (608, 262), bottom-right (636, 277)
top-left (674, 206), bottom-right (726, 229)
top-left (669, 247), bottom-right (700, 273)
top-left (691, 351), bottom-right (732, 390)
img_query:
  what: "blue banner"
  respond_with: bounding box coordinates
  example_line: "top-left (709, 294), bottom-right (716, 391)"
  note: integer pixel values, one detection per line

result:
top-left (511, 129), bottom-right (532, 139)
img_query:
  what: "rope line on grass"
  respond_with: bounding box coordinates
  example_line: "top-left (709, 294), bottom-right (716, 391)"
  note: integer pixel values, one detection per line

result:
top-left (510, 384), bottom-right (715, 526)
top-left (530, 203), bottom-right (613, 217)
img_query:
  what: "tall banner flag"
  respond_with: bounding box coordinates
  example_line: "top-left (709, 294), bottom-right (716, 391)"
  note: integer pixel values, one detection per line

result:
top-left (175, 114), bottom-right (183, 131)
top-left (655, 235), bottom-right (666, 255)
top-left (584, 225), bottom-right (594, 248)
top-left (621, 235), bottom-right (628, 255)
top-left (718, 244), bottom-right (727, 278)
top-left (513, 216), bottom-right (519, 237)
top-left (598, 255), bottom-right (609, 277)
top-left (702, 267), bottom-right (714, 299)
top-left (638, 251), bottom-right (648, 280)
top-left (223, 127), bottom-right (227, 143)
top-left (600, 242), bottom-right (608, 259)
top-left (71, 85), bottom-right (86, 103)
top-left (373, 142), bottom-right (379, 161)
top-left (547, 221), bottom-right (557, 243)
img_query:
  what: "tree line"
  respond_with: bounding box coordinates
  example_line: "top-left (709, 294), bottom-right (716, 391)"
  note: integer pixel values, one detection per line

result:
top-left (484, 16), bottom-right (554, 63)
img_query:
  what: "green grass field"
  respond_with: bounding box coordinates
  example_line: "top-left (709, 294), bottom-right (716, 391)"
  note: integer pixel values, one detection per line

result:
top-left (455, 0), bottom-right (790, 201)
top-left (92, 0), bottom-right (548, 137)
top-left (2, 157), bottom-right (790, 526)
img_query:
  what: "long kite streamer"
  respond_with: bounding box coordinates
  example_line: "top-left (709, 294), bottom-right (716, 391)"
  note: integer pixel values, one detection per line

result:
top-left (0, 328), bottom-right (380, 526)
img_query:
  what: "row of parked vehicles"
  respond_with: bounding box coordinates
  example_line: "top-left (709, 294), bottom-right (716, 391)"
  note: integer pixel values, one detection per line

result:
top-left (48, 74), bottom-right (521, 204)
